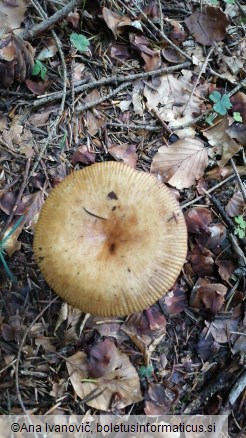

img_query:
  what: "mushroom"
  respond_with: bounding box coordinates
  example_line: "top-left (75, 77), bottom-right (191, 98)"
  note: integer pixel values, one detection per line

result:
top-left (33, 162), bottom-right (187, 316)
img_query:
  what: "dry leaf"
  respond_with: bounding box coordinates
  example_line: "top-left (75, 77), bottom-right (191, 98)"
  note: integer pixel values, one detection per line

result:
top-left (102, 7), bottom-right (138, 36)
top-left (194, 278), bottom-right (227, 313)
top-left (144, 70), bottom-right (208, 125)
top-left (190, 246), bottom-right (214, 277)
top-left (162, 288), bottom-right (187, 315)
top-left (205, 319), bottom-right (237, 344)
top-left (185, 6), bottom-right (229, 46)
top-left (145, 382), bottom-right (179, 415)
top-left (225, 191), bottom-right (245, 217)
top-left (215, 260), bottom-right (236, 282)
top-left (227, 123), bottom-right (246, 147)
top-left (230, 92), bottom-right (246, 123)
top-left (185, 207), bottom-right (212, 234)
top-left (203, 118), bottom-right (241, 166)
top-left (66, 340), bottom-right (142, 410)
top-left (37, 38), bottom-right (58, 60)
top-left (151, 138), bottom-right (208, 189)
top-left (108, 143), bottom-right (137, 168)
top-left (0, 0), bottom-right (27, 32)
top-left (71, 145), bottom-right (95, 166)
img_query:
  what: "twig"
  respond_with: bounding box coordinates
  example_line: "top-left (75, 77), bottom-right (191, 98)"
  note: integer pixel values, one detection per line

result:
top-left (107, 122), bottom-right (160, 132)
top-left (29, 1), bottom-right (67, 176)
top-left (33, 61), bottom-right (191, 108)
top-left (228, 370), bottom-right (246, 406)
top-left (170, 110), bottom-right (211, 130)
top-left (1, 159), bottom-right (31, 235)
top-left (234, 0), bottom-right (246, 18)
top-left (117, 0), bottom-right (158, 41)
top-left (157, 0), bottom-right (164, 33)
top-left (182, 46), bottom-right (214, 115)
top-left (76, 81), bottom-right (131, 112)
top-left (201, 188), bottom-right (235, 230)
top-left (19, 0), bottom-right (83, 41)
top-left (133, 1), bottom-right (192, 62)
top-left (181, 175), bottom-right (235, 209)
top-left (15, 297), bottom-right (58, 413)
top-left (230, 158), bottom-right (246, 202)
top-left (150, 108), bottom-right (172, 134)
top-left (229, 233), bottom-right (246, 267)
top-left (170, 80), bottom-right (246, 130)
top-left (0, 89), bottom-right (33, 98)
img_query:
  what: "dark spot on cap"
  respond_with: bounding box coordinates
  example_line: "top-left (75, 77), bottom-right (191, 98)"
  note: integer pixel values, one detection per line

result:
top-left (107, 191), bottom-right (118, 200)
top-left (112, 206), bottom-right (117, 211)
top-left (109, 242), bottom-right (116, 254)
top-left (128, 268), bottom-right (131, 272)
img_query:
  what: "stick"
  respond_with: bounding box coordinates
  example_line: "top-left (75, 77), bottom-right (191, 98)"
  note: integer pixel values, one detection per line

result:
top-left (20, 0), bottom-right (84, 41)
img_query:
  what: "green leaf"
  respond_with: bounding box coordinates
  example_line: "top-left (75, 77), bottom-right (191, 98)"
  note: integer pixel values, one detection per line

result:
top-left (206, 113), bottom-right (216, 126)
top-left (209, 91), bottom-right (221, 103)
top-left (139, 365), bottom-right (153, 378)
top-left (213, 102), bottom-right (227, 116)
top-left (220, 94), bottom-right (232, 109)
top-left (233, 112), bottom-right (243, 122)
top-left (235, 228), bottom-right (245, 239)
top-left (224, 0), bottom-right (235, 4)
top-left (235, 215), bottom-right (246, 229)
top-left (210, 0), bottom-right (219, 4)
top-left (70, 33), bottom-right (90, 52)
top-left (32, 60), bottom-right (47, 80)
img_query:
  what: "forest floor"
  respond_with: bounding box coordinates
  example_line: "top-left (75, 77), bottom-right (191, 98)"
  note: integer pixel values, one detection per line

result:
top-left (0, 0), bottom-right (245, 436)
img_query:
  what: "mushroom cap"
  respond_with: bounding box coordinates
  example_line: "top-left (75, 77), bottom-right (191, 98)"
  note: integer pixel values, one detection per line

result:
top-left (33, 162), bottom-right (187, 316)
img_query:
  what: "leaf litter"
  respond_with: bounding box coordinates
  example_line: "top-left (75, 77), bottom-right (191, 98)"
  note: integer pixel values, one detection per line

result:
top-left (0, 0), bottom-right (245, 432)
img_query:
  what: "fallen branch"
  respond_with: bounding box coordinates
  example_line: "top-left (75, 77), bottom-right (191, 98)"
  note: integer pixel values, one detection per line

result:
top-left (76, 82), bottom-right (131, 113)
top-left (19, 0), bottom-right (83, 41)
top-left (33, 61), bottom-right (191, 108)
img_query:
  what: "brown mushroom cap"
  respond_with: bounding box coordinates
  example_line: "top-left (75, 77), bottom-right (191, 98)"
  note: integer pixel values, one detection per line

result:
top-left (33, 162), bottom-right (187, 316)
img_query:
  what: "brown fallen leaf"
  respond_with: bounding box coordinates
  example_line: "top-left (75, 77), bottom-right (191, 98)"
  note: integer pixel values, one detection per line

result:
top-left (198, 279), bottom-right (227, 313)
top-left (102, 7), bottom-right (141, 36)
top-left (227, 122), bottom-right (246, 147)
top-left (225, 191), bottom-right (245, 217)
top-left (145, 382), bottom-right (179, 415)
top-left (196, 223), bottom-right (226, 250)
top-left (108, 143), bottom-right (137, 168)
top-left (206, 165), bottom-right (246, 179)
top-left (191, 278), bottom-right (227, 313)
top-left (151, 138), bottom-right (208, 189)
top-left (0, 0), bottom-right (27, 32)
top-left (215, 259), bottom-right (236, 282)
top-left (66, 339), bottom-right (142, 410)
top-left (184, 207), bottom-right (212, 234)
top-left (71, 145), bottom-right (95, 166)
top-left (197, 327), bottom-right (220, 361)
top-left (190, 246), bottom-right (214, 277)
top-left (130, 34), bottom-right (161, 71)
top-left (144, 70), bottom-right (208, 125)
top-left (161, 288), bottom-right (187, 315)
top-left (0, 33), bottom-right (34, 87)
top-left (230, 92), bottom-right (246, 124)
top-left (205, 319), bottom-right (239, 344)
top-left (185, 6), bottom-right (229, 46)
top-left (203, 118), bottom-right (241, 166)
